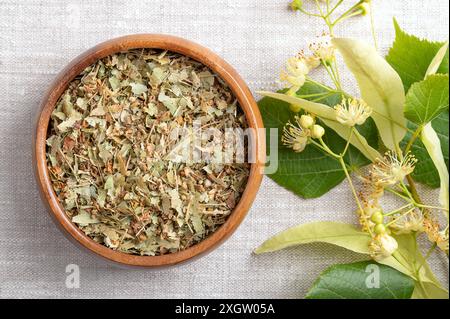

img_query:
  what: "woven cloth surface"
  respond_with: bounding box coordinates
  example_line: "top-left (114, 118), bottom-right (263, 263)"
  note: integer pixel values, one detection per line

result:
top-left (0, 0), bottom-right (448, 298)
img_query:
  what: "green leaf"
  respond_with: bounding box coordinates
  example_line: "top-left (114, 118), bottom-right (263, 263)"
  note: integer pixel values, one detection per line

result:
top-left (259, 95), bottom-right (345, 198)
top-left (402, 112), bottom-right (449, 188)
top-left (333, 38), bottom-right (407, 152)
top-left (386, 19), bottom-right (449, 91)
top-left (72, 210), bottom-right (99, 226)
top-left (389, 21), bottom-right (449, 189)
top-left (404, 74), bottom-right (449, 125)
top-left (421, 123), bottom-right (449, 214)
top-left (254, 222), bottom-right (371, 255)
top-left (258, 83), bottom-right (379, 198)
top-left (306, 261), bottom-right (415, 299)
top-left (376, 255), bottom-right (414, 279)
top-left (129, 82), bottom-right (148, 95)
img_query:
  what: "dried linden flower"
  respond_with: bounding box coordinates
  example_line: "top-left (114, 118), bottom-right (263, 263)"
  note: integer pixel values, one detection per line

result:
top-left (370, 152), bottom-right (417, 187)
top-left (424, 218), bottom-right (449, 254)
top-left (309, 34), bottom-right (335, 64)
top-left (369, 234), bottom-right (398, 262)
top-left (46, 49), bottom-right (250, 256)
top-left (389, 210), bottom-right (424, 235)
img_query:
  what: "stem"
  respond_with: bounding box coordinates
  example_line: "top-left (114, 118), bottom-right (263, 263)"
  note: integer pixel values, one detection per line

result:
top-left (333, 11), bottom-right (363, 26)
top-left (331, 0), bottom-right (364, 27)
top-left (323, 62), bottom-right (341, 89)
top-left (341, 128), bottom-right (354, 156)
top-left (332, 59), bottom-right (342, 91)
top-left (305, 77), bottom-right (338, 92)
top-left (406, 175), bottom-right (424, 212)
top-left (386, 187), bottom-right (412, 203)
top-left (383, 203), bottom-right (414, 217)
top-left (400, 180), bottom-right (415, 202)
top-left (385, 208), bottom-right (415, 227)
top-left (313, 0), bottom-right (326, 17)
top-left (369, 0), bottom-right (378, 50)
top-left (338, 156), bottom-right (366, 223)
top-left (298, 7), bottom-right (322, 18)
top-left (404, 125), bottom-right (423, 154)
top-left (319, 138), bottom-right (340, 158)
top-left (326, 0), bottom-right (344, 18)
top-left (416, 204), bottom-right (449, 212)
top-left (310, 139), bottom-right (346, 163)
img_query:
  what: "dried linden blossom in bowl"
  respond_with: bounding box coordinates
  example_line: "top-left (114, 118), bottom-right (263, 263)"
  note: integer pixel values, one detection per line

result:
top-left (46, 49), bottom-right (250, 256)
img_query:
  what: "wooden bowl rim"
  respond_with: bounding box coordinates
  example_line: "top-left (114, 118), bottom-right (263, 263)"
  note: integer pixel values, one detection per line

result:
top-left (34, 34), bottom-right (264, 267)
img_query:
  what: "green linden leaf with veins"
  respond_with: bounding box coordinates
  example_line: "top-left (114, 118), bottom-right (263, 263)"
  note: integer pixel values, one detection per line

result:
top-left (404, 74), bottom-right (449, 125)
top-left (386, 19), bottom-right (449, 92)
top-left (258, 82), bottom-right (378, 199)
top-left (306, 261), bottom-right (415, 299)
top-left (388, 21), bottom-right (450, 188)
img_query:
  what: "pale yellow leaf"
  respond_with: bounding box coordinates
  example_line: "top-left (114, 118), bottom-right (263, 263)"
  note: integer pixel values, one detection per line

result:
top-left (333, 38), bottom-right (407, 152)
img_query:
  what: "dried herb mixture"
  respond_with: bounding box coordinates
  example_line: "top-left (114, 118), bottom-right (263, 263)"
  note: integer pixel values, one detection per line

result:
top-left (46, 49), bottom-right (250, 256)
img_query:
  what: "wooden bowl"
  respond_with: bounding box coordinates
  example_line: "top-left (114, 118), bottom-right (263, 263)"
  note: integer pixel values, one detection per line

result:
top-left (33, 34), bottom-right (264, 267)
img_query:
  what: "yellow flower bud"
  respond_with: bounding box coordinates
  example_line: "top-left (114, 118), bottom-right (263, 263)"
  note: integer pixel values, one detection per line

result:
top-left (311, 124), bottom-right (325, 139)
top-left (299, 115), bottom-right (314, 128)
top-left (358, 3), bottom-right (371, 16)
top-left (370, 211), bottom-right (384, 225)
top-left (374, 224), bottom-right (386, 235)
top-left (290, 0), bottom-right (303, 11)
top-left (289, 104), bottom-right (302, 113)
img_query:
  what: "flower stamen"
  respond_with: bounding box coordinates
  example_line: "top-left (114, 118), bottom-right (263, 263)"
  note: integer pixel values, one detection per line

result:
top-left (334, 98), bottom-right (372, 127)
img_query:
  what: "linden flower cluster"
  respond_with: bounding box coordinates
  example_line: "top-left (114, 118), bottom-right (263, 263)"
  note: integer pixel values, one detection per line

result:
top-left (360, 204), bottom-right (399, 262)
top-left (282, 114), bottom-right (325, 152)
top-left (359, 151), bottom-right (422, 261)
top-left (280, 35), bottom-right (334, 91)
